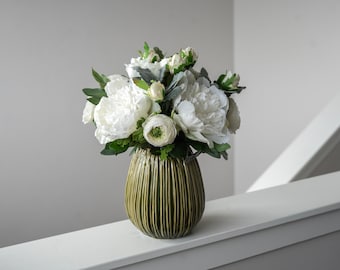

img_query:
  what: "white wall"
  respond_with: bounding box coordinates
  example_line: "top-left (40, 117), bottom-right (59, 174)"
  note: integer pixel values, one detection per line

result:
top-left (0, 0), bottom-right (234, 247)
top-left (234, 0), bottom-right (340, 193)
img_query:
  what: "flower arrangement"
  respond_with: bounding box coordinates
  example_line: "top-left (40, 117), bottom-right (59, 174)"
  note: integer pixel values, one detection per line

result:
top-left (82, 43), bottom-right (245, 160)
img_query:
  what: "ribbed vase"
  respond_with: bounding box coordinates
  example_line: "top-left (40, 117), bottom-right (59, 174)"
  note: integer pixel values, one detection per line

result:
top-left (125, 148), bottom-right (205, 239)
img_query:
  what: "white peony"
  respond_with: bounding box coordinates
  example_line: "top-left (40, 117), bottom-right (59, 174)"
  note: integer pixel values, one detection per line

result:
top-left (82, 101), bottom-right (95, 124)
top-left (173, 70), bottom-right (230, 148)
top-left (93, 75), bottom-right (151, 144)
top-left (143, 114), bottom-right (177, 147)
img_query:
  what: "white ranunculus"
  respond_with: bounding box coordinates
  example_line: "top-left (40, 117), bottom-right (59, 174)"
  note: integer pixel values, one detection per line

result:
top-left (143, 114), bottom-right (177, 147)
top-left (93, 75), bottom-right (151, 144)
top-left (173, 70), bottom-right (230, 148)
top-left (125, 57), bottom-right (168, 80)
top-left (82, 101), bottom-right (95, 124)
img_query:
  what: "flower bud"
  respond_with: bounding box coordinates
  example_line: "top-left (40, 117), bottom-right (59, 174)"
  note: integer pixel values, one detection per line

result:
top-left (168, 53), bottom-right (183, 74)
top-left (148, 81), bottom-right (165, 102)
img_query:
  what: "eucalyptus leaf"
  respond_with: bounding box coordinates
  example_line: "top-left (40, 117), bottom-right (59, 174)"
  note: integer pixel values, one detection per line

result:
top-left (165, 85), bottom-right (183, 101)
top-left (166, 71), bottom-right (184, 93)
top-left (135, 67), bottom-right (158, 83)
top-left (222, 152), bottom-right (229, 160)
top-left (199, 68), bottom-right (210, 81)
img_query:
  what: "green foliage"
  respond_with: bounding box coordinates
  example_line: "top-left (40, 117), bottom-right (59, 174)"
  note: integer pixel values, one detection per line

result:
top-left (138, 42), bottom-right (150, 59)
top-left (188, 139), bottom-right (230, 160)
top-left (92, 68), bottom-right (109, 89)
top-left (101, 138), bottom-right (130, 155)
top-left (133, 78), bottom-right (149, 91)
top-left (82, 88), bottom-right (107, 105)
top-left (160, 144), bottom-right (175, 160)
top-left (153, 47), bottom-right (164, 59)
top-left (215, 72), bottom-right (246, 95)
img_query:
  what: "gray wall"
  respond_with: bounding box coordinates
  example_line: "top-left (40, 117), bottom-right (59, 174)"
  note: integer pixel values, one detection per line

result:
top-left (234, 0), bottom-right (340, 193)
top-left (0, 0), bottom-right (234, 247)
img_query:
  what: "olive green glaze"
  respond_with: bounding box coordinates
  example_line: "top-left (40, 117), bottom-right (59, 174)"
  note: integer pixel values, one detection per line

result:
top-left (125, 148), bottom-right (205, 239)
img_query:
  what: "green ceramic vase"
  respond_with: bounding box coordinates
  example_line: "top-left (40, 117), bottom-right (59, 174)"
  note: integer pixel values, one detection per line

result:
top-left (125, 148), bottom-right (205, 239)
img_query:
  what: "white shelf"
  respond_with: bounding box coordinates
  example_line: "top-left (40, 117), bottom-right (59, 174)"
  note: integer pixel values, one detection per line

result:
top-left (1, 171), bottom-right (340, 269)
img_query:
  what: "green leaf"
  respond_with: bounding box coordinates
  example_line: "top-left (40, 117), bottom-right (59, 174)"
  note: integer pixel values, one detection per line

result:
top-left (92, 68), bottom-right (110, 88)
top-left (131, 118), bottom-right (146, 144)
top-left (160, 144), bottom-right (175, 160)
top-left (199, 68), bottom-right (210, 82)
top-left (135, 67), bottom-right (158, 83)
top-left (133, 78), bottom-right (149, 91)
top-left (82, 88), bottom-right (107, 98)
top-left (153, 46), bottom-right (164, 59)
top-left (87, 96), bottom-right (101, 105)
top-left (216, 74), bottom-right (226, 86)
top-left (100, 148), bottom-right (117, 155)
top-left (215, 72), bottom-right (246, 95)
top-left (164, 85), bottom-right (183, 101)
top-left (222, 152), bottom-right (229, 160)
top-left (206, 148), bottom-right (221, 159)
top-left (214, 143), bottom-right (230, 153)
top-left (101, 138), bottom-right (130, 155)
top-left (166, 71), bottom-right (184, 93)
top-left (169, 142), bottom-right (189, 159)
top-left (188, 139), bottom-right (208, 152)
top-left (142, 42), bottom-right (150, 59)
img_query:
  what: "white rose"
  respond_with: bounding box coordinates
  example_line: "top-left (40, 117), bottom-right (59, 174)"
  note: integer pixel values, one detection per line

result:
top-left (173, 70), bottom-right (230, 148)
top-left (82, 101), bottom-right (95, 124)
top-left (168, 53), bottom-right (183, 74)
top-left (148, 81), bottom-right (165, 102)
top-left (168, 47), bottom-right (198, 74)
top-left (143, 114), bottom-right (177, 147)
top-left (181, 47), bottom-right (198, 62)
top-left (223, 71), bottom-right (240, 88)
top-left (93, 75), bottom-right (151, 144)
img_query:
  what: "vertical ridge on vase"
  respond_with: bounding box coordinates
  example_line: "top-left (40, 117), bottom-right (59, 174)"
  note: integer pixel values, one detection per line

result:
top-left (125, 148), bottom-right (205, 239)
